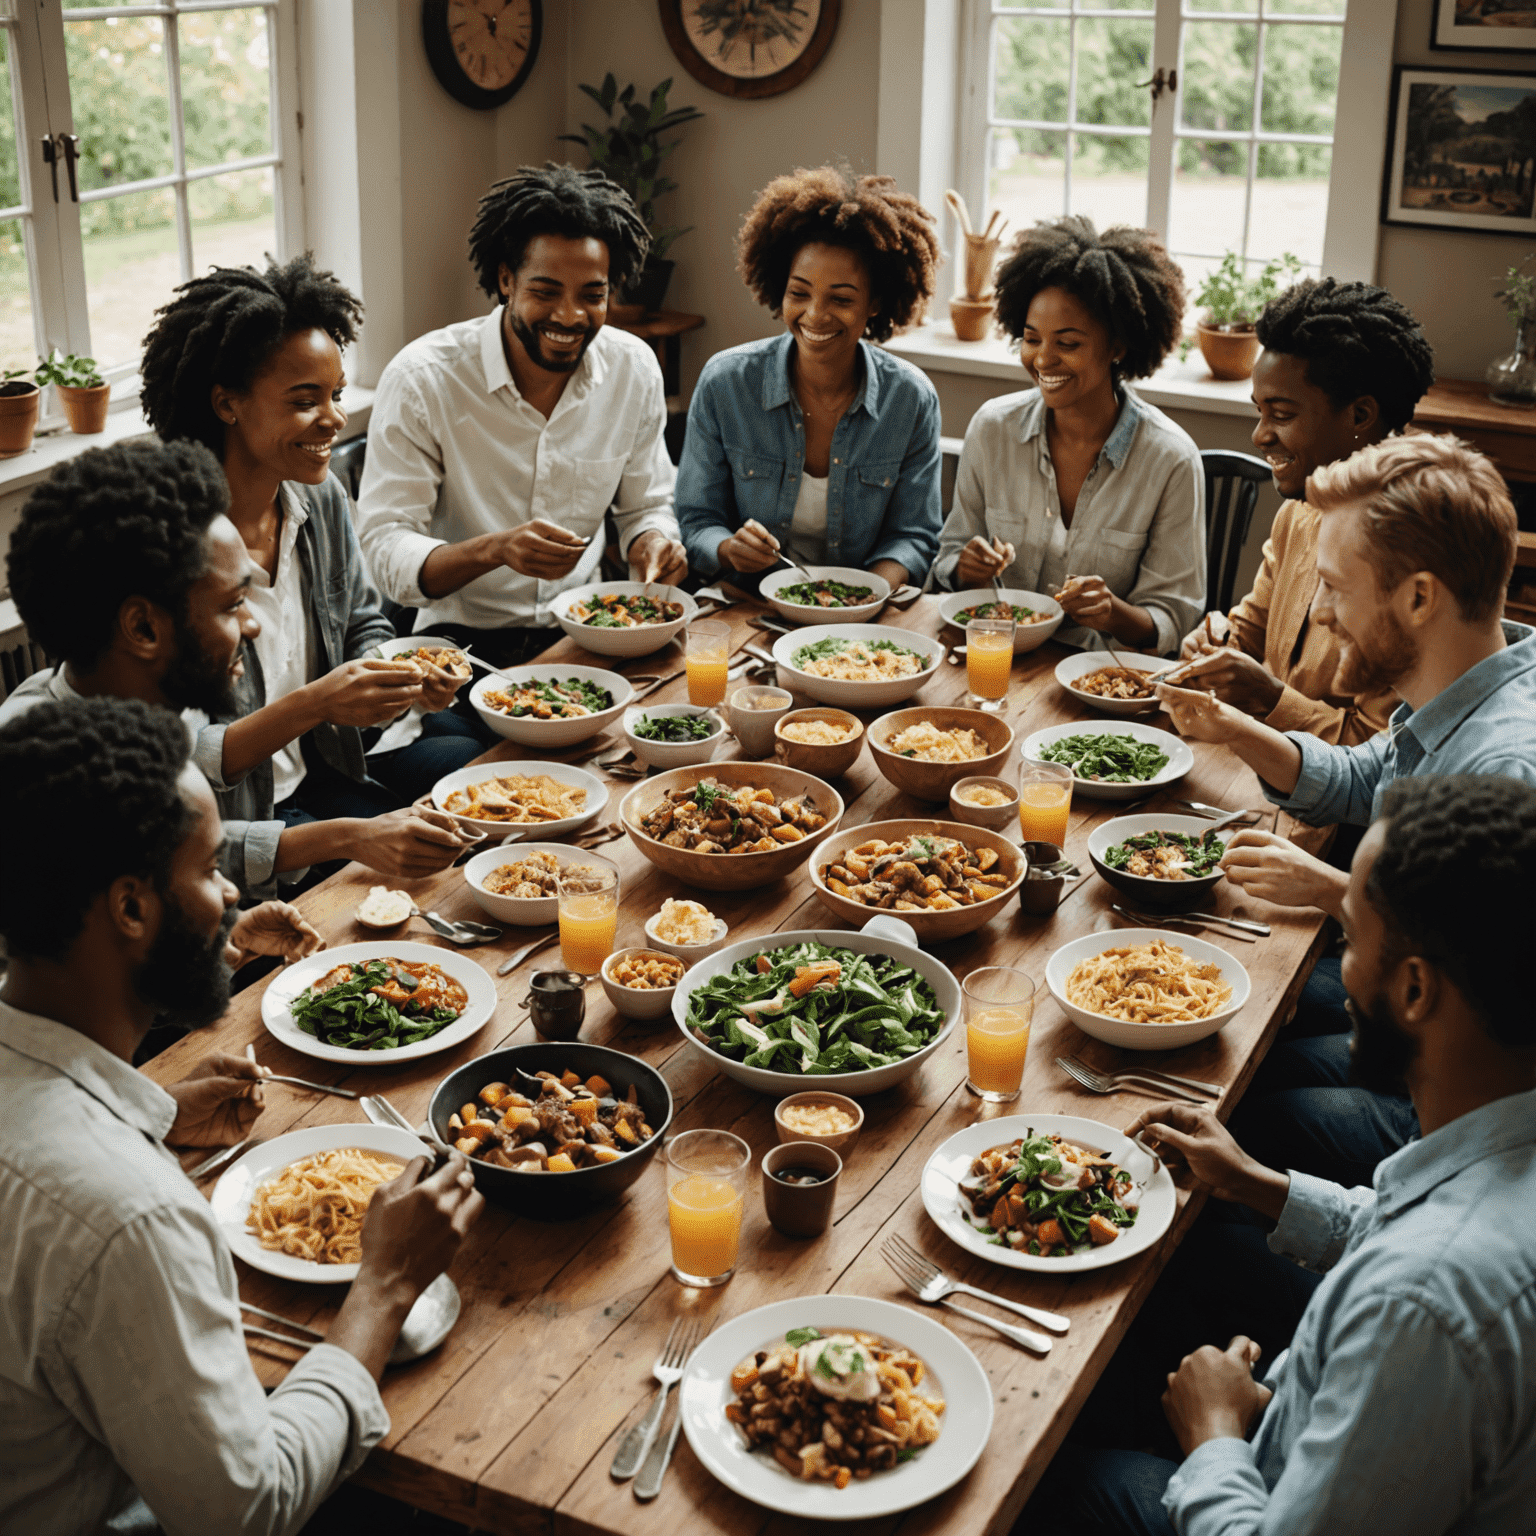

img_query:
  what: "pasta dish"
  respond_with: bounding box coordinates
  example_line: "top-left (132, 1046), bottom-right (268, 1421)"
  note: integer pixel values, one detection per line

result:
top-left (441, 774), bottom-right (588, 823)
top-left (886, 721), bottom-right (989, 762)
top-left (1070, 666), bottom-right (1155, 701)
top-left (1066, 940), bottom-right (1232, 1022)
top-left (247, 1147), bottom-right (401, 1264)
top-left (790, 637), bottom-right (929, 682)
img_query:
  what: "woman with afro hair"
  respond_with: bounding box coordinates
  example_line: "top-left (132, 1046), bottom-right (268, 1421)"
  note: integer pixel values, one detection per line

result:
top-left (935, 216), bottom-right (1205, 655)
top-left (676, 165), bottom-right (944, 590)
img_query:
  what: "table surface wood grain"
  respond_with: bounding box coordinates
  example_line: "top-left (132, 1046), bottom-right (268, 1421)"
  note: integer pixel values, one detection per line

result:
top-left (142, 594), bottom-right (1329, 1536)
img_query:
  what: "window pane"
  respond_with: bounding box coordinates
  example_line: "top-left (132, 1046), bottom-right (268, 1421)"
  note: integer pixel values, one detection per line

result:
top-left (82, 186), bottom-right (178, 371)
top-left (179, 8), bottom-right (273, 170)
top-left (1260, 24), bottom-right (1341, 137)
top-left (1074, 19), bottom-right (1154, 129)
top-left (995, 17), bottom-right (1071, 123)
top-left (1249, 143), bottom-right (1330, 265)
top-left (1071, 133), bottom-right (1150, 228)
top-left (0, 26), bottom-right (21, 208)
top-left (0, 218), bottom-right (33, 374)
top-left (190, 166), bottom-right (275, 273)
top-left (1268, 0), bottom-right (1345, 16)
top-left (1180, 22), bottom-right (1257, 133)
top-left (1169, 140), bottom-right (1249, 257)
top-left (1184, 0), bottom-right (1256, 12)
top-left (65, 15), bottom-right (174, 194)
top-left (989, 128), bottom-right (1069, 234)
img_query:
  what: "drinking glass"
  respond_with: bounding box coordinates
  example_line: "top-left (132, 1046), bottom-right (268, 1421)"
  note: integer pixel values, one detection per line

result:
top-left (667, 1129), bottom-right (751, 1286)
top-left (557, 864), bottom-right (618, 976)
top-left (965, 617), bottom-right (1015, 711)
top-left (963, 966), bottom-right (1036, 1102)
top-left (685, 619), bottom-right (731, 706)
top-left (1019, 760), bottom-right (1073, 846)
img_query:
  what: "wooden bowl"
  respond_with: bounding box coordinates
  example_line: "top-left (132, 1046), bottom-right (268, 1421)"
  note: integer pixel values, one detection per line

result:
top-left (809, 818), bottom-right (1026, 943)
top-left (867, 707), bottom-right (1015, 803)
top-left (620, 762), bottom-right (845, 892)
top-left (774, 707), bottom-right (865, 777)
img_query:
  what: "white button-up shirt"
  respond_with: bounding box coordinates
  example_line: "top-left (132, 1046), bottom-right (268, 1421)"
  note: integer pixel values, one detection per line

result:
top-left (0, 1001), bottom-right (389, 1535)
top-left (356, 310), bottom-right (680, 632)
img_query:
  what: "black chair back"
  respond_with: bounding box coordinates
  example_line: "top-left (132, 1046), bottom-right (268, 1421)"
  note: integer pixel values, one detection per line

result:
top-left (330, 434), bottom-right (368, 501)
top-left (1201, 450), bottom-right (1270, 614)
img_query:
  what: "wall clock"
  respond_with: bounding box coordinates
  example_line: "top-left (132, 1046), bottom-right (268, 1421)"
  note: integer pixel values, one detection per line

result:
top-left (659, 0), bottom-right (841, 100)
top-left (422, 0), bottom-right (542, 110)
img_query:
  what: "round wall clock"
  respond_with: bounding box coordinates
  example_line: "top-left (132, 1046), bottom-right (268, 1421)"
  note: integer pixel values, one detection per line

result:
top-left (659, 0), bottom-right (841, 100)
top-left (422, 0), bottom-right (542, 110)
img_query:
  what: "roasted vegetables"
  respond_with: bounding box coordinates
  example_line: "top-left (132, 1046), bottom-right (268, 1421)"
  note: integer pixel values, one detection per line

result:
top-left (820, 834), bottom-right (1014, 912)
top-left (449, 1070), bottom-right (654, 1171)
top-left (637, 778), bottom-right (827, 854)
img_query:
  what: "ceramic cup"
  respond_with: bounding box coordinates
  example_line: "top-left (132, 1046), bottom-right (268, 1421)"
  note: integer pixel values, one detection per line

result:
top-left (726, 685), bottom-right (794, 758)
top-left (1019, 840), bottom-right (1067, 916)
top-left (761, 1140), bottom-right (843, 1238)
top-left (521, 970), bottom-right (587, 1039)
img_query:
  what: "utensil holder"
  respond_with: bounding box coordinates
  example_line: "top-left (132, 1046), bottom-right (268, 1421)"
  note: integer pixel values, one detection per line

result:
top-left (962, 233), bottom-right (1002, 301)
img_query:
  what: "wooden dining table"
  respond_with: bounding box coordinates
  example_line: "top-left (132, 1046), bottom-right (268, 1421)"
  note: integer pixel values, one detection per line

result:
top-left (142, 591), bottom-right (1331, 1535)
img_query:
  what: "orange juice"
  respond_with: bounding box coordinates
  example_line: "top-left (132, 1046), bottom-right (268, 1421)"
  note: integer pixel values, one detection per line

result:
top-left (558, 894), bottom-right (616, 974)
top-left (967, 1006), bottom-right (1033, 1096)
top-left (668, 1173), bottom-right (744, 1279)
top-left (966, 630), bottom-right (1014, 700)
top-left (686, 653), bottom-right (729, 705)
top-left (1019, 781), bottom-right (1071, 845)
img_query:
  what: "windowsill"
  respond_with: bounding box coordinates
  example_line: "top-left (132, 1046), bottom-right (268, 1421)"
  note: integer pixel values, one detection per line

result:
top-left (884, 322), bottom-right (1260, 420)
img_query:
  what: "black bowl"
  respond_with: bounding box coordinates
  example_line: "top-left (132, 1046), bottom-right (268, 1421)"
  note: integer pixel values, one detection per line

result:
top-left (429, 1042), bottom-right (672, 1219)
top-left (1085, 814), bottom-right (1230, 913)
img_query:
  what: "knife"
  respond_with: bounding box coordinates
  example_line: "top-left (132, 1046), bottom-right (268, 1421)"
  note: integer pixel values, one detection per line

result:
top-left (188, 1138), bottom-right (255, 1180)
top-left (497, 930), bottom-right (560, 976)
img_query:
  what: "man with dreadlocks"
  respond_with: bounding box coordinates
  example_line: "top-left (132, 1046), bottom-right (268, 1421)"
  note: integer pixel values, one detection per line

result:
top-left (355, 163), bottom-right (687, 670)
top-left (934, 216), bottom-right (1205, 655)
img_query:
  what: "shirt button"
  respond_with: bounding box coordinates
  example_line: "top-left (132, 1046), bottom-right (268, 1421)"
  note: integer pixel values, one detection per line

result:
top-left (834, 457), bottom-right (841, 465)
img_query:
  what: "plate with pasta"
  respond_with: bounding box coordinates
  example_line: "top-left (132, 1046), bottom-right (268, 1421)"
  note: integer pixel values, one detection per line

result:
top-left (1045, 927), bottom-right (1250, 1050)
top-left (211, 1123), bottom-right (427, 1282)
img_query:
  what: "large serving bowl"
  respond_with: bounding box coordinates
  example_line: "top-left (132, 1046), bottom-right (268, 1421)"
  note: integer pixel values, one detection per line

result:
top-left (937, 587), bottom-right (1065, 653)
top-left (430, 759), bottom-right (607, 841)
top-left (1020, 719), bottom-right (1192, 803)
top-left (548, 580), bottom-right (698, 658)
top-left (759, 565), bottom-right (891, 625)
top-left (1045, 926), bottom-right (1250, 1051)
top-left (463, 844), bottom-right (619, 927)
top-left (622, 702), bottom-right (725, 770)
top-left (770, 623), bottom-right (944, 708)
top-left (620, 761), bottom-right (844, 892)
top-left (867, 705), bottom-right (1014, 803)
top-left (468, 663), bottom-right (632, 747)
top-left (428, 1042), bottom-right (672, 1218)
top-left (672, 914), bottom-right (961, 1097)
top-left (1055, 650), bottom-right (1163, 717)
top-left (809, 819), bottom-right (1027, 943)
top-left (1087, 813), bottom-right (1232, 913)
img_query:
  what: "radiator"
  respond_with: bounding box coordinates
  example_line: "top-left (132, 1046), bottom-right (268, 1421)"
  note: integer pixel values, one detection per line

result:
top-left (0, 611), bottom-right (45, 705)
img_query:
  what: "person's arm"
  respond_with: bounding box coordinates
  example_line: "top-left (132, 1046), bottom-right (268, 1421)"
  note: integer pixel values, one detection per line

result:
top-left (674, 368), bottom-right (741, 582)
top-left (273, 807), bottom-right (468, 880)
top-left (866, 383), bottom-right (943, 588)
top-left (1263, 681), bottom-right (1396, 749)
top-left (932, 415), bottom-right (993, 591)
top-left (1154, 683), bottom-right (1306, 794)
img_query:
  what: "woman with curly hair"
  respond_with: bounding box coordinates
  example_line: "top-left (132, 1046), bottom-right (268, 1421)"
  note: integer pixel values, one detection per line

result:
top-left (676, 165), bottom-right (944, 589)
top-left (935, 216), bottom-right (1204, 654)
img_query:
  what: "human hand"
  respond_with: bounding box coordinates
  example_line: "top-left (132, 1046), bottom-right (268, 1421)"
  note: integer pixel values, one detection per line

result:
top-left (1165, 649), bottom-right (1284, 718)
top-left (955, 535), bottom-right (1015, 588)
top-left (719, 519), bottom-right (782, 574)
top-left (411, 655), bottom-right (465, 713)
top-left (224, 901), bottom-right (325, 969)
top-left (350, 806), bottom-right (470, 879)
top-left (356, 1152), bottom-right (485, 1304)
top-left (629, 530), bottom-right (689, 588)
top-left (499, 518), bottom-right (591, 580)
top-left (309, 658), bottom-right (424, 729)
top-left (1221, 829), bottom-right (1346, 913)
top-left (1153, 680), bottom-right (1250, 744)
top-left (1163, 1336), bottom-right (1273, 1457)
top-left (1123, 1101), bottom-right (1287, 1215)
top-left (1055, 573), bottom-right (1115, 631)
top-left (166, 1053), bottom-right (266, 1147)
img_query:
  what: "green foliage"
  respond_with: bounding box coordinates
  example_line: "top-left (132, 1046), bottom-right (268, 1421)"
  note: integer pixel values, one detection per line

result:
top-left (1194, 250), bottom-right (1302, 327)
top-left (557, 74), bottom-right (704, 263)
top-left (35, 350), bottom-right (103, 389)
top-left (1495, 254), bottom-right (1536, 328)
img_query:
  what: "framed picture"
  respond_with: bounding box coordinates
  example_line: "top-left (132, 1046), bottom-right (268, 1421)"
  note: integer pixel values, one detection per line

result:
top-left (659, 0), bottom-right (841, 100)
top-left (1432, 0), bottom-right (1536, 52)
top-left (1382, 67), bottom-right (1536, 234)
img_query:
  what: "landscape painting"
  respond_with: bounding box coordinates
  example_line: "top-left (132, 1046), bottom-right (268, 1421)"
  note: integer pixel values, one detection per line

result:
top-left (1434, 0), bottom-right (1536, 53)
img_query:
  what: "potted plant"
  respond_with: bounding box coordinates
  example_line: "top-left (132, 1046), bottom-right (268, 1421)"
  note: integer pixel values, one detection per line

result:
top-left (1192, 252), bottom-right (1303, 381)
top-left (0, 366), bottom-right (39, 459)
top-left (1488, 255), bottom-right (1536, 408)
top-left (559, 74), bottom-right (704, 314)
top-left (36, 350), bottom-right (110, 434)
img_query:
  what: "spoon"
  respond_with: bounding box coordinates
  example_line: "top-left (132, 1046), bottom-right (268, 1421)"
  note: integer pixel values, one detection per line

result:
top-left (409, 907), bottom-right (503, 946)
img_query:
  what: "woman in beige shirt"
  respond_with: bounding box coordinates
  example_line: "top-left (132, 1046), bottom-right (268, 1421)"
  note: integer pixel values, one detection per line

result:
top-left (1177, 279), bottom-right (1436, 745)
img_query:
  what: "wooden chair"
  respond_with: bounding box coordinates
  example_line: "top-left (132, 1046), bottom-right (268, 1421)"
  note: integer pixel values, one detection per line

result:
top-left (1201, 450), bottom-right (1270, 614)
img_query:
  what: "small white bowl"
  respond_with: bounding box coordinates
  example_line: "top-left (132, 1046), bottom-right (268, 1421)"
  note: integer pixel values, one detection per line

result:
top-left (938, 588), bottom-right (1065, 653)
top-left (643, 908), bottom-right (729, 963)
top-left (622, 703), bottom-right (725, 769)
top-left (1055, 651), bottom-right (1163, 717)
top-left (726, 685), bottom-right (795, 758)
top-left (949, 776), bottom-right (1019, 832)
top-left (759, 565), bottom-right (891, 626)
top-left (463, 844), bottom-right (619, 927)
top-left (469, 663), bottom-right (632, 748)
top-left (549, 580), bottom-right (698, 658)
top-left (600, 947), bottom-right (684, 1020)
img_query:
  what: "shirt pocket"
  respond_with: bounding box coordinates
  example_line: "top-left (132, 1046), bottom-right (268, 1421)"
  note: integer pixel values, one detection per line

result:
top-left (984, 503), bottom-right (1027, 546)
top-left (848, 459), bottom-right (902, 533)
top-left (1086, 526), bottom-right (1147, 593)
top-left (566, 454), bottom-right (627, 535)
top-left (728, 449), bottom-right (786, 527)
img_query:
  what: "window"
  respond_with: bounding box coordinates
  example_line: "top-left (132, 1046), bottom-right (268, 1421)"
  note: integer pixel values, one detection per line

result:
top-left (0, 0), bottom-right (301, 385)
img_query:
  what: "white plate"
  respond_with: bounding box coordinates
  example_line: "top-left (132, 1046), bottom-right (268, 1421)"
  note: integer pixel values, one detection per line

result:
top-left (759, 565), bottom-right (891, 625)
top-left (1054, 651), bottom-right (1163, 717)
top-left (1020, 719), bottom-right (1192, 802)
top-left (921, 1113), bottom-right (1177, 1273)
top-left (211, 1123), bottom-right (427, 1283)
top-left (936, 588), bottom-right (1065, 653)
top-left (679, 1294), bottom-right (993, 1521)
top-left (549, 581), bottom-right (697, 658)
top-left (260, 941), bottom-right (498, 1064)
top-left (430, 759), bottom-right (607, 841)
top-left (468, 663), bottom-right (633, 747)
top-left (771, 624), bottom-right (944, 708)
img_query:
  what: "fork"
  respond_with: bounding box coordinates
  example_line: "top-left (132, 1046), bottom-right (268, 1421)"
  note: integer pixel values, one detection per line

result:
top-left (882, 1240), bottom-right (1053, 1354)
top-left (1057, 1056), bottom-right (1206, 1104)
top-left (610, 1318), bottom-right (700, 1481)
top-left (1174, 799), bottom-right (1262, 823)
top-left (883, 1235), bottom-right (1069, 1334)
top-left (1057, 1053), bottom-right (1221, 1099)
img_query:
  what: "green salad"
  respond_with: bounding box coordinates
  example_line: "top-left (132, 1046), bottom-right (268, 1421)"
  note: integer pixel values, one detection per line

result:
top-left (483, 676), bottom-right (614, 719)
top-left (954, 601), bottom-right (1037, 624)
top-left (685, 941), bottom-right (946, 1074)
top-left (290, 958), bottom-right (465, 1051)
top-left (1104, 829), bottom-right (1224, 879)
top-left (777, 578), bottom-right (876, 608)
top-left (632, 712), bottom-right (719, 743)
top-left (1038, 732), bottom-right (1169, 783)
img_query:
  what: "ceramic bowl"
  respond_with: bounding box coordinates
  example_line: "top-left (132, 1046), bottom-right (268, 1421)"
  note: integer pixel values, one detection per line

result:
top-left (948, 776), bottom-right (1019, 832)
top-left (1019, 720), bottom-right (1192, 803)
top-left (548, 580), bottom-right (698, 658)
top-left (643, 908), bottom-right (730, 963)
top-left (773, 707), bottom-right (865, 777)
top-left (1055, 650), bottom-right (1164, 717)
top-left (770, 623), bottom-right (944, 708)
top-left (1086, 813), bottom-right (1232, 912)
top-left (759, 565), bottom-right (891, 625)
top-left (937, 588), bottom-right (1065, 652)
top-left (726, 685), bottom-right (795, 758)
top-left (429, 760), bottom-right (607, 841)
top-left (374, 634), bottom-right (474, 682)
top-left (867, 706), bottom-right (1014, 803)
top-left (468, 663), bottom-right (632, 747)
top-left (463, 845), bottom-right (619, 927)
top-left (773, 1091), bottom-right (865, 1154)
top-left (622, 703), bottom-right (725, 769)
top-left (599, 948), bottom-right (684, 1021)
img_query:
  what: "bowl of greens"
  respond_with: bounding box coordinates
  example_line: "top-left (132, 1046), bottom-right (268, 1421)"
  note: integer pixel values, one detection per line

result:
top-left (760, 565), bottom-right (890, 625)
top-left (469, 662), bottom-right (632, 748)
top-left (1019, 721), bottom-right (1192, 803)
top-left (1087, 814), bottom-right (1232, 911)
top-left (771, 624), bottom-right (944, 707)
top-left (672, 915), bottom-right (961, 1096)
top-left (623, 703), bottom-right (725, 768)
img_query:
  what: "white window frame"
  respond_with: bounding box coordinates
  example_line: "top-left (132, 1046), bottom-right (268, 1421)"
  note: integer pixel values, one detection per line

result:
top-left (5, 0), bottom-right (302, 392)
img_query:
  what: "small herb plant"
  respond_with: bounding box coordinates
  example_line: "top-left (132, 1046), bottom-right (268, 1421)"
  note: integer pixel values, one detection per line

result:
top-left (0, 366), bottom-right (36, 393)
top-left (34, 350), bottom-right (104, 389)
top-left (1194, 252), bottom-right (1303, 331)
top-left (1495, 254), bottom-right (1536, 329)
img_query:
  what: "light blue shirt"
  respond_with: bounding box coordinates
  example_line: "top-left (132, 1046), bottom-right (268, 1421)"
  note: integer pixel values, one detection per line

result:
top-left (1264, 619), bottom-right (1536, 825)
top-left (1165, 1086), bottom-right (1536, 1536)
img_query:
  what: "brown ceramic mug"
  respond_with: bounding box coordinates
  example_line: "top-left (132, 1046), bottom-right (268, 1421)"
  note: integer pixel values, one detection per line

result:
top-left (761, 1140), bottom-right (843, 1238)
top-left (521, 970), bottom-right (586, 1040)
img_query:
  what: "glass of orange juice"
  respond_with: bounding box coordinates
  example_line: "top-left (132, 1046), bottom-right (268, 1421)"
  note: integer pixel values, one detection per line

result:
top-left (557, 863), bottom-right (618, 976)
top-left (686, 619), bottom-right (731, 706)
top-left (963, 966), bottom-right (1036, 1102)
top-left (965, 617), bottom-right (1015, 711)
top-left (667, 1129), bottom-right (751, 1286)
top-left (1019, 760), bottom-right (1073, 846)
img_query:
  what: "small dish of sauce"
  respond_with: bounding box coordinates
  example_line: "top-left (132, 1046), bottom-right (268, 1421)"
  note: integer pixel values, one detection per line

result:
top-left (769, 1166), bottom-right (828, 1187)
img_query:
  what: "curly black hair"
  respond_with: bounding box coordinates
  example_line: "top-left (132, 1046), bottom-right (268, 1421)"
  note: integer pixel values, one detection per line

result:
top-left (1371, 775), bottom-right (1536, 1050)
top-left (993, 216), bottom-right (1186, 379)
top-left (7, 439), bottom-right (229, 669)
top-left (139, 253), bottom-right (363, 458)
top-left (735, 165), bottom-right (939, 344)
top-left (1255, 279), bottom-right (1435, 434)
top-left (0, 698), bottom-right (194, 961)
top-left (468, 162), bottom-right (650, 301)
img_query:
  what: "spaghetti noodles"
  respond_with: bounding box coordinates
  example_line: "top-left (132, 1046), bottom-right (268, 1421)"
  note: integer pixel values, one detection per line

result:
top-left (1066, 940), bottom-right (1232, 1023)
top-left (246, 1148), bottom-right (402, 1265)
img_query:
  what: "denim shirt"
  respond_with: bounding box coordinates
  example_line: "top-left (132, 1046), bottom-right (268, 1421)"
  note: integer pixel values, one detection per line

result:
top-left (1263, 620), bottom-right (1536, 826)
top-left (675, 332), bottom-right (943, 584)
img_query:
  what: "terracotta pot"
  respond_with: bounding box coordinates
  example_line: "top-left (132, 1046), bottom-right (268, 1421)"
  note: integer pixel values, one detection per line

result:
top-left (56, 381), bottom-right (111, 434)
top-left (0, 382), bottom-right (39, 458)
top-left (1197, 323), bottom-right (1261, 382)
top-left (961, 232), bottom-right (1003, 300)
top-left (950, 296), bottom-right (995, 342)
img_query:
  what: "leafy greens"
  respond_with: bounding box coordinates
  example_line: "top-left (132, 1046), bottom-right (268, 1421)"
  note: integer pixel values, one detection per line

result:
top-left (1038, 732), bottom-right (1169, 783)
top-left (289, 959), bottom-right (463, 1051)
top-left (1104, 829), bottom-right (1224, 877)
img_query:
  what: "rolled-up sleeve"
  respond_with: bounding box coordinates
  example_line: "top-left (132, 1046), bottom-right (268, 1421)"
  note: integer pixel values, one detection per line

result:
top-left (1266, 1169), bottom-right (1374, 1273)
top-left (219, 819), bottom-right (286, 895)
top-left (675, 371), bottom-right (739, 581)
top-left (1125, 450), bottom-right (1205, 655)
top-left (611, 365), bottom-right (680, 560)
top-left (1260, 730), bottom-right (1388, 827)
top-left (867, 385), bottom-right (942, 585)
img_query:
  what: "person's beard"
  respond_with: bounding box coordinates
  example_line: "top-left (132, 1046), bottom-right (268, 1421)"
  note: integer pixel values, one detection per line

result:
top-left (161, 618), bottom-right (243, 719)
top-left (1345, 993), bottom-right (1419, 1098)
top-left (508, 310), bottom-right (596, 374)
top-left (1331, 604), bottom-right (1418, 697)
top-left (133, 896), bottom-right (237, 1032)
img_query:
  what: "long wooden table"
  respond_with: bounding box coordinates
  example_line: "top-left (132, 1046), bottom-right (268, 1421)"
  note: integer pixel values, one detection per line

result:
top-left (143, 594), bottom-right (1329, 1535)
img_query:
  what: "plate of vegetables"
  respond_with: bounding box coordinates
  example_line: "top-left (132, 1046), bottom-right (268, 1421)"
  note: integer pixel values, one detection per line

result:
top-left (1020, 721), bottom-right (1191, 802)
top-left (1087, 813), bottom-right (1233, 910)
top-left (761, 565), bottom-right (890, 625)
top-left (551, 580), bottom-right (698, 657)
top-left (622, 703), bottom-right (725, 768)
top-left (936, 588), bottom-right (1064, 653)
top-left (261, 942), bottom-right (498, 1064)
top-left (469, 662), bottom-right (632, 747)
top-left (920, 1114), bottom-right (1175, 1272)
